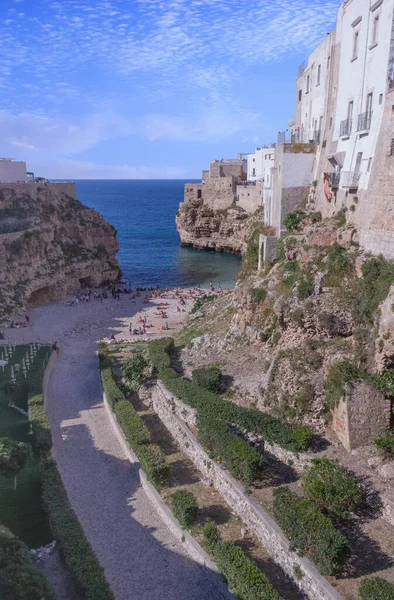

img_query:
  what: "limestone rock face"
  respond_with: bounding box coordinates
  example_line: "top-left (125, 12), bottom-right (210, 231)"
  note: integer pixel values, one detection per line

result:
top-left (0, 182), bottom-right (119, 318)
top-left (175, 203), bottom-right (252, 254)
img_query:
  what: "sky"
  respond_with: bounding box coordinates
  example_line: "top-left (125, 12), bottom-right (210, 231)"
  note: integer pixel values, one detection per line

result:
top-left (1, 0), bottom-right (339, 179)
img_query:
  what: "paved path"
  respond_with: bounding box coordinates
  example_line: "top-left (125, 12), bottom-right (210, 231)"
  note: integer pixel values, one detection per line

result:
top-left (44, 340), bottom-right (231, 600)
top-left (7, 299), bottom-right (232, 600)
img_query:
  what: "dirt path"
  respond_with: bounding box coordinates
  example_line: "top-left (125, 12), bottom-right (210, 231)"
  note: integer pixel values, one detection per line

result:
top-left (5, 298), bottom-right (232, 600)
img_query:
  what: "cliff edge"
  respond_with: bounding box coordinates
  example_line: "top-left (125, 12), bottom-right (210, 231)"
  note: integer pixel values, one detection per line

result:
top-left (0, 182), bottom-right (119, 319)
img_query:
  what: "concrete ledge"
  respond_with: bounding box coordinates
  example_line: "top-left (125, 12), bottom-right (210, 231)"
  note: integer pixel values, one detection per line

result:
top-left (102, 392), bottom-right (233, 599)
top-left (155, 382), bottom-right (343, 600)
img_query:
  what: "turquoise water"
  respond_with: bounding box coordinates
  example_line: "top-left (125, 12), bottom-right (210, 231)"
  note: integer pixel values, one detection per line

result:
top-left (74, 180), bottom-right (242, 289)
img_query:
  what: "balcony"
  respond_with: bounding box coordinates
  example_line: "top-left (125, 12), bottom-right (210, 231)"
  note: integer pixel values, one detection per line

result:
top-left (340, 171), bottom-right (360, 189)
top-left (339, 119), bottom-right (352, 138)
top-left (357, 111), bottom-right (372, 133)
top-left (329, 172), bottom-right (341, 188)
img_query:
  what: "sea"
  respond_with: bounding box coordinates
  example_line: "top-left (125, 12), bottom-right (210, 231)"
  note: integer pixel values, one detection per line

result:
top-left (73, 180), bottom-right (242, 289)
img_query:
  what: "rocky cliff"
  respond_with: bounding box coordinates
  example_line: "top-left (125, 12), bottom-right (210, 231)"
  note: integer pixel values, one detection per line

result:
top-left (0, 182), bottom-right (119, 319)
top-left (176, 199), bottom-right (264, 254)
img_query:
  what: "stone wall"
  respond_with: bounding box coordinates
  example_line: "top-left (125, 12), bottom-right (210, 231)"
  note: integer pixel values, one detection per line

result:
top-left (152, 382), bottom-right (342, 600)
top-left (0, 181), bottom-right (77, 199)
top-left (258, 235), bottom-right (279, 270)
top-left (332, 381), bottom-right (391, 451)
top-left (236, 183), bottom-right (263, 213)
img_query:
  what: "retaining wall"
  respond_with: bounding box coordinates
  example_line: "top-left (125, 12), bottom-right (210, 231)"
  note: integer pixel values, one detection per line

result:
top-left (102, 390), bottom-right (234, 600)
top-left (153, 381), bottom-right (343, 600)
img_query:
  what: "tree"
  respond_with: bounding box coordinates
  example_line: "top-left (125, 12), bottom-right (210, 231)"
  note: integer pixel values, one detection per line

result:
top-left (0, 438), bottom-right (30, 490)
top-left (303, 457), bottom-right (362, 519)
top-left (121, 353), bottom-right (148, 392)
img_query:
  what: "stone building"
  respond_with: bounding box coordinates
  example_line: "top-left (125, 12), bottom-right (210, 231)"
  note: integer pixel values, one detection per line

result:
top-left (0, 159), bottom-right (28, 182)
top-left (183, 155), bottom-right (264, 214)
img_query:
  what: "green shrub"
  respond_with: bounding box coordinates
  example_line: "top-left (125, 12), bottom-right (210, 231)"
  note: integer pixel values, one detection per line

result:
top-left (138, 443), bottom-right (170, 486)
top-left (121, 352), bottom-right (148, 392)
top-left (148, 337), bottom-right (174, 370)
top-left (250, 288), bottom-right (267, 303)
top-left (303, 458), bottom-right (362, 519)
top-left (273, 487), bottom-right (350, 576)
top-left (298, 276), bottom-right (314, 300)
top-left (374, 429), bottom-right (394, 458)
top-left (202, 522), bottom-right (282, 600)
top-left (28, 394), bottom-right (52, 453)
top-left (149, 340), bottom-right (313, 452)
top-left (369, 368), bottom-right (394, 398)
top-left (336, 208), bottom-right (347, 227)
top-left (352, 256), bottom-right (394, 326)
top-left (191, 294), bottom-right (217, 314)
top-left (283, 210), bottom-right (306, 232)
top-left (359, 576), bottom-right (394, 599)
top-left (114, 399), bottom-right (151, 446)
top-left (100, 364), bottom-right (170, 486)
top-left (197, 412), bottom-right (263, 486)
top-left (192, 366), bottom-right (222, 393)
top-left (324, 361), bottom-right (363, 410)
top-left (325, 243), bottom-right (351, 286)
top-left (41, 458), bottom-right (114, 600)
top-left (100, 364), bottom-right (125, 407)
top-left (0, 524), bottom-right (54, 600)
top-left (171, 490), bottom-right (198, 528)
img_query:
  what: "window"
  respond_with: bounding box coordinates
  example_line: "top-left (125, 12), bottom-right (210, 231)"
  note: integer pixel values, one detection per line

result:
top-left (329, 116), bottom-right (333, 129)
top-left (367, 157), bottom-right (372, 172)
top-left (306, 75), bottom-right (310, 93)
top-left (379, 93), bottom-right (383, 104)
top-left (355, 152), bottom-right (363, 174)
top-left (372, 14), bottom-right (379, 46)
top-left (366, 92), bottom-right (373, 114)
top-left (317, 64), bottom-right (321, 85)
top-left (348, 100), bottom-right (354, 122)
top-left (197, 189), bottom-right (202, 199)
top-left (252, 168), bottom-right (256, 177)
top-left (298, 89), bottom-right (302, 102)
top-left (352, 30), bottom-right (359, 60)
top-left (253, 158), bottom-right (255, 162)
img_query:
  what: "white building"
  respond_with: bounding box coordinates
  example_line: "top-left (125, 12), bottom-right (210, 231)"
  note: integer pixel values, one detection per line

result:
top-left (295, 33), bottom-right (335, 146)
top-left (247, 146), bottom-right (275, 182)
top-left (0, 159), bottom-right (28, 182)
top-left (330, 0), bottom-right (393, 193)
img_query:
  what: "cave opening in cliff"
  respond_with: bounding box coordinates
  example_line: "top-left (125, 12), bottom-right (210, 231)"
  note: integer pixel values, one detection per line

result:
top-left (27, 286), bottom-right (55, 306)
top-left (79, 277), bottom-right (93, 288)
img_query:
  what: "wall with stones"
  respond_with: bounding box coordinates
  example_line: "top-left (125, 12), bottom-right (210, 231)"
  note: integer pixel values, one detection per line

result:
top-left (0, 181), bottom-right (77, 200)
top-left (151, 381), bottom-right (343, 600)
top-left (236, 183), bottom-right (263, 213)
top-left (332, 381), bottom-right (391, 451)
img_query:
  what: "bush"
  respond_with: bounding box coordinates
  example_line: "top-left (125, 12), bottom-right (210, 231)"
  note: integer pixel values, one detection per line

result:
top-left (250, 288), bottom-right (267, 303)
top-left (352, 256), bottom-right (394, 326)
top-left (121, 352), bottom-right (148, 392)
top-left (197, 412), bottom-right (263, 486)
top-left (273, 487), bottom-right (350, 576)
top-left (41, 458), bottom-right (114, 600)
top-left (114, 399), bottom-right (151, 446)
top-left (0, 524), bottom-right (54, 600)
top-left (303, 458), bottom-right (362, 519)
top-left (369, 368), bottom-right (394, 398)
top-left (191, 294), bottom-right (217, 314)
top-left (100, 364), bottom-right (125, 408)
top-left (374, 429), bottom-right (394, 458)
top-left (359, 576), bottom-right (394, 599)
top-left (148, 337), bottom-right (174, 371)
top-left (297, 276), bottom-right (314, 300)
top-left (283, 210), bottom-right (306, 232)
top-left (202, 522), bottom-right (282, 600)
top-left (171, 490), bottom-right (198, 528)
top-left (28, 394), bottom-right (52, 453)
top-left (324, 361), bottom-right (363, 410)
top-left (149, 339), bottom-right (313, 453)
top-left (100, 366), bottom-right (170, 486)
top-left (192, 366), bottom-right (222, 393)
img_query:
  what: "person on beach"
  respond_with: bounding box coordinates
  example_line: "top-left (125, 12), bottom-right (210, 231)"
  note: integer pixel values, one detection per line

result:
top-left (52, 341), bottom-right (60, 356)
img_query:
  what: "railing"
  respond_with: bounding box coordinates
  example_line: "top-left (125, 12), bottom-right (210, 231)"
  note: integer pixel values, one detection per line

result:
top-left (340, 171), bottom-right (360, 189)
top-left (329, 172), bottom-right (341, 188)
top-left (339, 119), bottom-right (352, 137)
top-left (357, 111), bottom-right (372, 132)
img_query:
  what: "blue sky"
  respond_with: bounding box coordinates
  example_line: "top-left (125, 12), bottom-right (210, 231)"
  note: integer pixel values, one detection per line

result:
top-left (1, 0), bottom-right (339, 179)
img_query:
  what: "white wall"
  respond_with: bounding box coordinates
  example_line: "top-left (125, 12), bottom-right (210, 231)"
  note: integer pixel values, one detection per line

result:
top-left (0, 161), bottom-right (27, 182)
top-left (295, 33), bottom-right (334, 143)
top-left (334, 0), bottom-right (394, 191)
top-left (247, 147), bottom-right (275, 182)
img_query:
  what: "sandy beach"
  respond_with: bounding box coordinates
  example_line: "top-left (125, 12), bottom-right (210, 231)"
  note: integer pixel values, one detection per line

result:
top-left (1, 285), bottom-right (215, 348)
